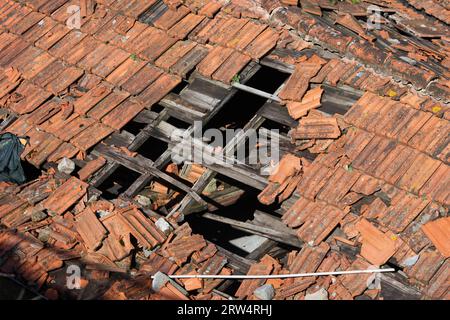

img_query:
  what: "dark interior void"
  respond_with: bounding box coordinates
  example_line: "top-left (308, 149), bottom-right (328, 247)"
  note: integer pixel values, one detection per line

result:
top-left (185, 173), bottom-right (282, 256)
top-left (121, 120), bottom-right (147, 136)
top-left (135, 136), bottom-right (168, 161)
top-left (22, 161), bottom-right (42, 181)
top-left (244, 66), bottom-right (290, 94)
top-left (97, 165), bottom-right (141, 200)
top-left (204, 66), bottom-right (289, 132)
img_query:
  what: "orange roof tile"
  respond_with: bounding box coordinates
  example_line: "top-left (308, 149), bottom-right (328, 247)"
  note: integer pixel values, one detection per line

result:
top-left (422, 217), bottom-right (450, 258)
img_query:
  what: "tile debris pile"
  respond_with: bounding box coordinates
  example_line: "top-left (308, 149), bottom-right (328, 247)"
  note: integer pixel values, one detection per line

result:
top-left (0, 170), bottom-right (233, 300)
top-left (0, 0), bottom-right (448, 300)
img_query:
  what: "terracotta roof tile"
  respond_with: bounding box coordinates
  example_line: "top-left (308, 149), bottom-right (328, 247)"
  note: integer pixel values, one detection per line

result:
top-left (113, 20), bottom-right (148, 48)
top-left (21, 50), bottom-right (56, 79)
top-left (0, 37), bottom-right (29, 67)
top-left (397, 153), bottom-right (441, 194)
top-left (198, 1), bottom-right (222, 18)
top-left (139, 29), bottom-right (178, 61)
top-left (209, 17), bottom-right (248, 46)
top-left (26, 134), bottom-right (63, 167)
top-left (105, 57), bottom-right (146, 86)
top-left (296, 204), bottom-right (347, 245)
top-left (73, 83), bottom-right (113, 114)
top-left (101, 99), bottom-right (145, 130)
top-left (422, 217), bottom-right (450, 258)
top-left (155, 40), bottom-right (197, 71)
top-left (338, 258), bottom-right (372, 297)
top-left (196, 45), bottom-right (234, 78)
top-left (243, 27), bottom-right (279, 59)
top-left (296, 163), bottom-right (335, 199)
top-left (40, 108), bottom-right (77, 135)
top-left (291, 117), bottom-right (341, 140)
top-left (77, 42), bottom-right (115, 72)
top-left (43, 177), bottom-right (88, 215)
top-left (80, 7), bottom-right (116, 35)
top-left (408, 117), bottom-right (450, 157)
top-left (405, 249), bottom-right (445, 284)
top-left (373, 145), bottom-right (418, 186)
top-left (236, 255), bottom-right (277, 298)
top-left (87, 89), bottom-right (130, 120)
top-left (226, 20), bottom-right (266, 50)
top-left (9, 11), bottom-right (45, 35)
top-left (122, 25), bottom-right (158, 53)
top-left (170, 44), bottom-right (209, 77)
top-left (212, 51), bottom-right (251, 83)
top-left (356, 218), bottom-right (397, 265)
top-left (419, 163), bottom-right (450, 205)
top-left (38, 0), bottom-right (70, 15)
top-left (45, 66), bottom-right (84, 94)
top-left (54, 115), bottom-right (95, 141)
top-left (8, 81), bottom-right (52, 114)
top-left (125, 0), bottom-right (158, 18)
top-left (378, 191), bottom-right (430, 233)
top-left (286, 86), bottom-right (323, 120)
top-left (308, 22), bottom-right (353, 54)
top-left (352, 136), bottom-right (397, 175)
top-left (120, 63), bottom-right (162, 95)
top-left (7, 45), bottom-right (42, 72)
top-left (289, 242), bottom-right (329, 274)
top-left (22, 16), bottom-right (58, 43)
top-left (93, 13), bottom-right (128, 42)
top-left (188, 14), bottom-right (226, 44)
top-left (31, 59), bottom-right (67, 87)
top-left (0, 32), bottom-right (18, 52)
top-left (136, 72), bottom-right (181, 105)
top-left (425, 260), bottom-right (449, 299)
top-left (70, 122), bottom-right (114, 151)
top-left (75, 207), bottom-right (108, 251)
top-left (35, 23), bottom-right (70, 50)
top-left (317, 167), bottom-right (360, 205)
top-left (278, 58), bottom-right (324, 101)
top-left (91, 47), bottom-right (129, 78)
top-left (78, 156), bottom-right (107, 181)
top-left (62, 35), bottom-right (100, 65)
top-left (47, 142), bottom-right (79, 163)
top-left (167, 13), bottom-right (205, 39)
top-left (153, 5), bottom-right (190, 30)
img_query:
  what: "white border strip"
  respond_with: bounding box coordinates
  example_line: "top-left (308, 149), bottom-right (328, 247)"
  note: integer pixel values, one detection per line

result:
top-left (153, 268), bottom-right (395, 280)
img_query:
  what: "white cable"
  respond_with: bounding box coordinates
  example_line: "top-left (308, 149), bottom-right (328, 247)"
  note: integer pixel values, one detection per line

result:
top-left (152, 268), bottom-right (395, 280)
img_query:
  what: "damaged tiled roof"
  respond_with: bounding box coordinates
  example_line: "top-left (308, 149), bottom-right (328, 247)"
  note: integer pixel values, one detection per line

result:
top-left (0, 0), bottom-right (449, 301)
top-left (0, 169), bottom-right (232, 299)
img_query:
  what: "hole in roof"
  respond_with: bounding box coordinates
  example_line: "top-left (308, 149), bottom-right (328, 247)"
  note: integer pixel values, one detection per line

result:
top-left (97, 165), bottom-right (141, 200)
top-left (139, 177), bottom-right (187, 215)
top-left (185, 179), bottom-right (283, 257)
top-left (171, 80), bottom-right (189, 95)
top-left (165, 116), bottom-right (191, 130)
top-left (121, 120), bottom-right (147, 136)
top-left (243, 65), bottom-right (290, 94)
top-left (135, 136), bottom-right (168, 162)
top-left (320, 85), bottom-right (362, 116)
top-left (22, 161), bottom-right (42, 181)
top-left (150, 104), bottom-right (165, 114)
top-left (261, 119), bottom-right (292, 135)
top-left (204, 90), bottom-right (267, 131)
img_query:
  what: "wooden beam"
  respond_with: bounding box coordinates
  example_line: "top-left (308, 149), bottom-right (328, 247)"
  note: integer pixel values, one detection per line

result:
top-left (232, 83), bottom-right (282, 102)
top-left (94, 143), bottom-right (206, 205)
top-left (201, 213), bottom-right (303, 248)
